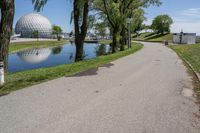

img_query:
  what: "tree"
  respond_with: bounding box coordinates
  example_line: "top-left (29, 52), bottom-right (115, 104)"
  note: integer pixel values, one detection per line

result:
top-left (69, 30), bottom-right (74, 37)
top-left (93, 0), bottom-right (124, 53)
top-left (32, 30), bottom-right (39, 41)
top-left (73, 0), bottom-right (90, 61)
top-left (118, 0), bottom-right (161, 50)
top-left (0, 0), bottom-right (15, 71)
top-left (33, 0), bottom-right (90, 61)
top-left (95, 22), bottom-right (107, 39)
top-left (93, 0), bottom-right (161, 52)
top-left (151, 14), bottom-right (173, 34)
top-left (131, 9), bottom-right (146, 35)
top-left (52, 25), bottom-right (62, 41)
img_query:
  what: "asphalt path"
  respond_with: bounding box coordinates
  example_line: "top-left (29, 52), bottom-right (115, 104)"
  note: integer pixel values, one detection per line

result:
top-left (0, 42), bottom-right (199, 133)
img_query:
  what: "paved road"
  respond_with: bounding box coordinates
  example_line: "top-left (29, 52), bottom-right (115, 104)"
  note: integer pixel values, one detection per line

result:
top-left (0, 42), bottom-right (200, 133)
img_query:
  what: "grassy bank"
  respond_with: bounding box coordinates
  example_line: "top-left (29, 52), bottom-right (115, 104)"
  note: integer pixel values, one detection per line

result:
top-left (133, 32), bottom-right (172, 42)
top-left (170, 44), bottom-right (200, 94)
top-left (9, 40), bottom-right (69, 53)
top-left (99, 40), bottom-right (112, 44)
top-left (0, 43), bottom-right (143, 96)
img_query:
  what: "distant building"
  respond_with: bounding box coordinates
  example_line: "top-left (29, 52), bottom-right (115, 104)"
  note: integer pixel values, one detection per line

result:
top-left (62, 32), bottom-right (70, 39)
top-left (173, 31), bottom-right (196, 44)
top-left (15, 13), bottom-right (52, 38)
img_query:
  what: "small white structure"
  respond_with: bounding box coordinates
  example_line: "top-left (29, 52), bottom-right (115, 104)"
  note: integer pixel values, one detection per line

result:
top-left (173, 32), bottom-right (196, 44)
top-left (0, 60), bottom-right (4, 86)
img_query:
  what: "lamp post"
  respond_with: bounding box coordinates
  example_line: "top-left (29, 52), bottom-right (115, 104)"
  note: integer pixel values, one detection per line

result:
top-left (180, 30), bottom-right (183, 44)
top-left (127, 18), bottom-right (132, 49)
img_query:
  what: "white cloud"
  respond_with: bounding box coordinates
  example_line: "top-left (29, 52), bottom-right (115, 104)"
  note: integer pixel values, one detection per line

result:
top-left (172, 8), bottom-right (200, 35)
top-left (171, 21), bottom-right (200, 35)
top-left (182, 8), bottom-right (200, 18)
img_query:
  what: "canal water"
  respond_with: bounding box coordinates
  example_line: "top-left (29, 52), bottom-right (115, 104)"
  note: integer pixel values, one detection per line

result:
top-left (8, 43), bottom-right (110, 73)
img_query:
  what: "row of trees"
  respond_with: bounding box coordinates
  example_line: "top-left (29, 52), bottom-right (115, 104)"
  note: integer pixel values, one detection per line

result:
top-left (33, 0), bottom-right (161, 60)
top-left (133, 14), bottom-right (173, 35)
top-left (0, 0), bottom-right (162, 70)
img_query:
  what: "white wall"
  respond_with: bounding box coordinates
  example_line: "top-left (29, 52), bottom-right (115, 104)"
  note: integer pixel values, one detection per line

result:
top-left (173, 33), bottom-right (196, 44)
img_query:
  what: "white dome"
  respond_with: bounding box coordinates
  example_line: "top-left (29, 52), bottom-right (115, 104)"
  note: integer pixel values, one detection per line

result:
top-left (15, 13), bottom-right (52, 38)
top-left (17, 48), bottom-right (52, 64)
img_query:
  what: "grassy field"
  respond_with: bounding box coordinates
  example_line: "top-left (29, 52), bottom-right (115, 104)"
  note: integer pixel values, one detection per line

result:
top-left (133, 32), bottom-right (172, 42)
top-left (0, 43), bottom-right (143, 96)
top-left (10, 40), bottom-right (111, 53)
top-left (9, 40), bottom-right (69, 53)
top-left (99, 40), bottom-right (112, 44)
top-left (170, 44), bottom-right (200, 94)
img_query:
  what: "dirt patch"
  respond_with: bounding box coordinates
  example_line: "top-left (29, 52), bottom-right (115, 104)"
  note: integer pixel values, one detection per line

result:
top-left (181, 88), bottom-right (194, 97)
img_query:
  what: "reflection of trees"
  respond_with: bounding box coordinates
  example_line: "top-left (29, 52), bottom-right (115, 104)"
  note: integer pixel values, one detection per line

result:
top-left (69, 52), bottom-right (73, 61)
top-left (96, 44), bottom-right (106, 56)
top-left (52, 46), bottom-right (63, 55)
top-left (82, 50), bottom-right (86, 59)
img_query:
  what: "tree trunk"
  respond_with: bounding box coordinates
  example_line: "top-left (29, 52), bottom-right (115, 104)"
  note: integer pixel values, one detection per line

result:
top-left (120, 27), bottom-right (127, 51)
top-left (0, 0), bottom-right (15, 72)
top-left (112, 28), bottom-right (120, 53)
top-left (74, 0), bottom-right (89, 62)
top-left (75, 37), bottom-right (84, 61)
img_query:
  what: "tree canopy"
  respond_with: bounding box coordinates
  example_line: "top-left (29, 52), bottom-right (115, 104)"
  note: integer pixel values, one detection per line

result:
top-left (151, 14), bottom-right (173, 34)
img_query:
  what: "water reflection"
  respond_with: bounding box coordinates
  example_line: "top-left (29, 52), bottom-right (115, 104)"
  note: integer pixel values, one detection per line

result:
top-left (52, 46), bottom-right (63, 55)
top-left (17, 48), bottom-right (52, 64)
top-left (96, 44), bottom-right (107, 56)
top-left (8, 43), bottom-right (110, 73)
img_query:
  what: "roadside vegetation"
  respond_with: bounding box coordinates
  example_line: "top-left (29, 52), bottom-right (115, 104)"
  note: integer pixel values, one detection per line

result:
top-left (99, 40), bottom-right (112, 45)
top-left (170, 44), bottom-right (200, 94)
top-left (132, 14), bottom-right (173, 43)
top-left (0, 43), bottom-right (143, 96)
top-left (9, 40), bottom-right (68, 53)
top-left (133, 32), bottom-right (172, 42)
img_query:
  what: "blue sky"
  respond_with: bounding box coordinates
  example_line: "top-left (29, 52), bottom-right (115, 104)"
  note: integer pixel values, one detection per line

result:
top-left (145, 0), bottom-right (200, 34)
top-left (15, 0), bottom-right (200, 34)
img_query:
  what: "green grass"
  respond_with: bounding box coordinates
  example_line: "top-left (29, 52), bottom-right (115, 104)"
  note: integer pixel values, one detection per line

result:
top-left (9, 40), bottom-right (69, 53)
top-left (133, 32), bottom-right (172, 42)
top-left (99, 40), bottom-right (112, 44)
top-left (0, 43), bottom-right (143, 96)
top-left (196, 37), bottom-right (200, 43)
top-left (170, 44), bottom-right (200, 94)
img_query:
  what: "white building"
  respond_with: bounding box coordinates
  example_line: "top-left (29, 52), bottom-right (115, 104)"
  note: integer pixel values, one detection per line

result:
top-left (173, 32), bottom-right (196, 44)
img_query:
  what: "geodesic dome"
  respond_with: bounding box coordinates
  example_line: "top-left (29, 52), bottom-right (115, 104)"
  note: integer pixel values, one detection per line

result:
top-left (15, 13), bottom-right (52, 38)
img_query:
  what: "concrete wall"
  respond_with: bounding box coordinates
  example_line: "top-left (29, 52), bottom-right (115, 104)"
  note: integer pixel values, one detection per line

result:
top-left (173, 33), bottom-right (196, 44)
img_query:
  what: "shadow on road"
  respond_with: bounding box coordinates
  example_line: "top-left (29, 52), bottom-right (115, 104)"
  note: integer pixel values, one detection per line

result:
top-left (69, 63), bottom-right (114, 77)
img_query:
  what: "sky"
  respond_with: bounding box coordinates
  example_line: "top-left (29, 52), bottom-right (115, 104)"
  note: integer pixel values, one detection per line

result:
top-left (15, 0), bottom-right (200, 34)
